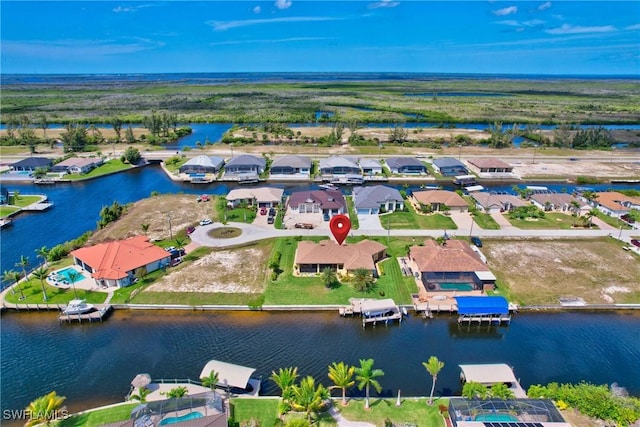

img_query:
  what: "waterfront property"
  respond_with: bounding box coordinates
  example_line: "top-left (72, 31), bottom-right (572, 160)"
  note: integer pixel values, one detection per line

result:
top-left (223, 154), bottom-right (266, 182)
top-left (412, 190), bottom-right (469, 212)
top-left (10, 157), bottom-right (53, 173)
top-left (286, 189), bottom-right (346, 216)
top-left (408, 240), bottom-right (495, 292)
top-left (294, 239), bottom-right (386, 276)
top-left (385, 157), bottom-right (428, 175)
top-left (52, 157), bottom-right (104, 174)
top-left (319, 156), bottom-right (363, 183)
top-left (530, 193), bottom-right (588, 213)
top-left (269, 155), bottom-right (312, 178)
top-left (432, 157), bottom-right (468, 176)
top-left (178, 155), bottom-right (225, 174)
top-left (454, 296), bottom-right (511, 324)
top-left (449, 398), bottom-right (570, 427)
top-left (458, 363), bottom-right (527, 398)
top-left (340, 298), bottom-right (405, 326)
top-left (225, 187), bottom-right (284, 208)
top-left (471, 192), bottom-right (527, 213)
top-left (352, 185), bottom-right (404, 214)
top-left (199, 359), bottom-right (261, 396)
top-left (71, 235), bottom-right (171, 288)
top-left (588, 191), bottom-right (640, 218)
top-left (359, 158), bottom-right (383, 176)
top-left (466, 158), bottom-right (514, 176)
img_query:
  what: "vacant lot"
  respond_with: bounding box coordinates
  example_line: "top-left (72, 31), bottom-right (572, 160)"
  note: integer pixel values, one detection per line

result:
top-left (484, 238), bottom-right (640, 305)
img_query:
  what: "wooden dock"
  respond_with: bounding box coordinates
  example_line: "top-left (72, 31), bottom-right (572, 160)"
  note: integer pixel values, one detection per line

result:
top-left (58, 305), bottom-right (113, 324)
top-left (339, 298), bottom-right (405, 327)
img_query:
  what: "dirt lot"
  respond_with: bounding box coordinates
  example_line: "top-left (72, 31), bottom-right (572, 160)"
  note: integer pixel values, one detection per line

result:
top-left (511, 159), bottom-right (640, 179)
top-left (483, 238), bottom-right (640, 305)
top-left (146, 245), bottom-right (271, 293)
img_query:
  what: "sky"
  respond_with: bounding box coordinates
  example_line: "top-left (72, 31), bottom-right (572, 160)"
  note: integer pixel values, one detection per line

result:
top-left (1, 1), bottom-right (639, 75)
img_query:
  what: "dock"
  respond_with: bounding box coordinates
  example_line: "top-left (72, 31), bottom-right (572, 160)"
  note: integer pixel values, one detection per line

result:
top-left (340, 298), bottom-right (405, 327)
top-left (58, 305), bottom-right (113, 324)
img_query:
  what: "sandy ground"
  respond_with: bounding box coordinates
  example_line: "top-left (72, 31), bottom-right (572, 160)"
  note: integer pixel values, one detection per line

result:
top-left (510, 159), bottom-right (640, 179)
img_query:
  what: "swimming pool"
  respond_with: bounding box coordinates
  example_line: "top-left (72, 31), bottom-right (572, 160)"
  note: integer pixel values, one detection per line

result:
top-left (160, 412), bottom-right (203, 425)
top-left (55, 267), bottom-right (85, 283)
top-left (439, 282), bottom-right (474, 291)
top-left (474, 413), bottom-right (519, 422)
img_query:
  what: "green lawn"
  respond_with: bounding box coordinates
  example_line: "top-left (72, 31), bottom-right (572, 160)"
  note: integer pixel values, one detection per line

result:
top-left (596, 211), bottom-right (632, 229)
top-left (229, 398), bottom-right (280, 427)
top-left (382, 203), bottom-right (457, 230)
top-left (346, 196), bottom-right (360, 229)
top-left (9, 194), bottom-right (42, 207)
top-left (0, 206), bottom-right (20, 217)
top-left (505, 212), bottom-right (590, 229)
top-left (472, 212), bottom-right (500, 230)
top-left (57, 403), bottom-right (137, 427)
top-left (64, 159), bottom-right (132, 180)
top-left (423, 162), bottom-right (444, 179)
top-left (214, 196), bottom-right (257, 224)
top-left (3, 277), bottom-right (108, 305)
top-left (339, 398), bottom-right (447, 427)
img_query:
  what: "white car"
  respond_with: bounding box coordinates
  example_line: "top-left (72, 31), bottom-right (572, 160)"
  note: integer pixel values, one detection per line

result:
top-left (199, 218), bottom-right (212, 226)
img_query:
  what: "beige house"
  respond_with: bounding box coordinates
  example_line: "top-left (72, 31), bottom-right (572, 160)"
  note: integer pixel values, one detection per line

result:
top-left (294, 240), bottom-right (386, 276)
top-left (467, 158), bottom-right (513, 175)
top-left (412, 190), bottom-right (468, 212)
top-left (52, 157), bottom-right (103, 174)
top-left (530, 193), bottom-right (589, 213)
top-left (226, 187), bottom-right (284, 208)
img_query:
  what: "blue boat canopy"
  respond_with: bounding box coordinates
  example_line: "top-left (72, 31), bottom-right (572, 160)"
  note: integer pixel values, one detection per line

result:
top-left (454, 296), bottom-right (509, 315)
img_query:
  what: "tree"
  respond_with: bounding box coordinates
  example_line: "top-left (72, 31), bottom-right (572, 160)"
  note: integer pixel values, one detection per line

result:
top-left (24, 391), bottom-right (66, 427)
top-left (129, 387), bottom-right (151, 403)
top-left (462, 382), bottom-right (488, 399)
top-left (124, 125), bottom-right (136, 144)
top-left (320, 267), bottom-right (337, 288)
top-left (289, 376), bottom-right (329, 422)
top-left (201, 370), bottom-right (219, 392)
top-left (36, 113), bottom-right (49, 141)
top-left (389, 124), bottom-right (408, 143)
top-left (355, 358), bottom-right (384, 410)
top-left (16, 255), bottom-right (30, 284)
top-left (586, 208), bottom-right (599, 227)
top-left (271, 366), bottom-right (299, 398)
top-left (141, 223), bottom-right (150, 233)
top-left (67, 270), bottom-right (81, 299)
top-left (174, 237), bottom-right (186, 252)
top-left (328, 361), bottom-right (355, 406)
top-left (60, 123), bottom-right (89, 152)
top-left (111, 117), bottom-right (123, 143)
top-left (122, 146), bottom-right (141, 165)
top-left (35, 246), bottom-right (49, 266)
top-left (489, 383), bottom-right (515, 399)
top-left (352, 268), bottom-right (375, 293)
top-left (162, 386), bottom-right (188, 398)
top-left (3, 269), bottom-right (21, 297)
top-left (32, 266), bottom-right (49, 301)
top-left (423, 356), bottom-right (444, 405)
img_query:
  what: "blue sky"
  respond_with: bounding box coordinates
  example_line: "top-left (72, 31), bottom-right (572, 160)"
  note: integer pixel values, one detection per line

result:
top-left (1, 1), bottom-right (639, 75)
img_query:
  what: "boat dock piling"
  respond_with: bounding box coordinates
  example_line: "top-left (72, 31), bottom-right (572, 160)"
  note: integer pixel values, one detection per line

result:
top-left (58, 305), bottom-right (113, 324)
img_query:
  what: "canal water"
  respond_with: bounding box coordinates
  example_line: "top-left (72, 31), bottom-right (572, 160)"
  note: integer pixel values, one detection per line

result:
top-left (1, 309), bottom-right (639, 417)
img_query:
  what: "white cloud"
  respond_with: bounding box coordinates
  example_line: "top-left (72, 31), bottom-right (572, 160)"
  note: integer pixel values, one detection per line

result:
top-left (210, 37), bottom-right (332, 46)
top-left (275, 0), bottom-right (292, 10)
top-left (495, 19), bottom-right (545, 29)
top-left (493, 6), bottom-right (517, 16)
top-left (252, 6), bottom-right (261, 14)
top-left (368, 0), bottom-right (400, 9)
top-left (112, 4), bottom-right (151, 13)
top-left (2, 38), bottom-right (163, 57)
top-left (546, 23), bottom-right (616, 35)
top-left (626, 24), bottom-right (640, 31)
top-left (538, 1), bottom-right (551, 11)
top-left (208, 16), bottom-right (341, 31)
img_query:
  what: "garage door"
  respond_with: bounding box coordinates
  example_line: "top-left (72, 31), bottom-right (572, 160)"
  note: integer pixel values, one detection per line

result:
top-left (357, 208), bottom-right (371, 215)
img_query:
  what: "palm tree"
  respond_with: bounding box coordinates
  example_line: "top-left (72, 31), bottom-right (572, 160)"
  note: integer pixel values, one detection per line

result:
top-left (320, 267), bottom-right (337, 288)
top-left (174, 237), bottom-right (186, 252)
top-left (328, 361), bottom-right (355, 406)
top-left (201, 370), bottom-right (219, 392)
top-left (586, 208), bottom-right (599, 227)
top-left (16, 255), bottom-right (29, 282)
top-left (462, 382), bottom-right (488, 399)
top-left (423, 356), bottom-right (444, 405)
top-left (352, 268), bottom-right (375, 293)
top-left (32, 266), bottom-right (49, 301)
top-left (570, 200), bottom-right (581, 225)
top-left (3, 269), bottom-right (19, 296)
top-left (489, 383), bottom-right (515, 400)
top-left (35, 245), bottom-right (49, 266)
top-left (270, 366), bottom-right (299, 398)
top-left (355, 358), bottom-right (384, 410)
top-left (141, 223), bottom-right (150, 233)
top-left (67, 270), bottom-right (81, 299)
top-left (289, 376), bottom-right (329, 422)
top-left (129, 387), bottom-right (151, 403)
top-left (24, 391), bottom-right (66, 426)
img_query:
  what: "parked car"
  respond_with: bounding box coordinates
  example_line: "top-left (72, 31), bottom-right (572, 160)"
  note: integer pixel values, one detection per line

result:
top-left (200, 218), bottom-right (212, 226)
top-left (295, 223), bottom-right (314, 229)
top-left (269, 207), bottom-right (276, 216)
top-left (164, 246), bottom-right (176, 252)
top-left (260, 207), bottom-right (267, 215)
top-left (186, 226), bottom-right (196, 235)
top-left (267, 216), bottom-right (275, 224)
top-left (471, 236), bottom-right (483, 247)
top-left (323, 212), bottom-right (330, 221)
top-left (631, 239), bottom-right (640, 248)
top-left (170, 257), bottom-right (182, 267)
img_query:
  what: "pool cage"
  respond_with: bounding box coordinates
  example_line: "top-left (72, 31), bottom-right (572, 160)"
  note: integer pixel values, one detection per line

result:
top-left (448, 398), bottom-right (566, 426)
top-left (131, 392), bottom-right (224, 427)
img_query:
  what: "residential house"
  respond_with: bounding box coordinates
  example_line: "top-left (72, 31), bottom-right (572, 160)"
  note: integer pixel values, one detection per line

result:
top-left (70, 235), bottom-right (171, 288)
top-left (386, 157), bottom-right (427, 175)
top-left (319, 156), bottom-right (361, 176)
top-left (270, 155), bottom-right (312, 178)
top-left (408, 240), bottom-right (496, 291)
top-left (52, 157), bottom-right (103, 174)
top-left (223, 155), bottom-right (266, 178)
top-left (471, 192), bottom-right (527, 213)
top-left (10, 157), bottom-right (53, 172)
top-left (590, 191), bottom-right (640, 218)
top-left (353, 185), bottom-right (404, 214)
top-left (295, 239), bottom-right (386, 276)
top-left (286, 189), bottom-right (346, 216)
top-left (467, 158), bottom-right (514, 175)
top-left (226, 187), bottom-right (284, 208)
top-left (178, 155), bottom-right (225, 174)
top-left (530, 193), bottom-right (588, 213)
top-left (431, 157), bottom-right (468, 176)
top-left (412, 190), bottom-right (469, 212)
top-left (359, 158), bottom-right (383, 176)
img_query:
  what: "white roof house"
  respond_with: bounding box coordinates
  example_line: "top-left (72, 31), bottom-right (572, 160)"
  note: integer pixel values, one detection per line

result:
top-left (226, 187), bottom-right (284, 207)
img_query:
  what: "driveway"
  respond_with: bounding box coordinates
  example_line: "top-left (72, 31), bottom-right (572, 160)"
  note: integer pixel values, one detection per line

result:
top-left (357, 214), bottom-right (383, 231)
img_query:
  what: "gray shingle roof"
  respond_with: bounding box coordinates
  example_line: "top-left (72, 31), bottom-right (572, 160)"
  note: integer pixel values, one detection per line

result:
top-left (225, 154), bottom-right (266, 168)
top-left (272, 155), bottom-right (311, 169)
top-left (353, 185), bottom-right (403, 209)
top-left (182, 155), bottom-right (225, 168)
top-left (319, 156), bottom-right (359, 169)
top-left (386, 157), bottom-right (424, 169)
top-left (432, 157), bottom-right (466, 168)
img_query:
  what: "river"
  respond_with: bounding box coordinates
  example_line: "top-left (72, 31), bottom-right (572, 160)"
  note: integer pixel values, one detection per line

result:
top-left (1, 309), bottom-right (639, 419)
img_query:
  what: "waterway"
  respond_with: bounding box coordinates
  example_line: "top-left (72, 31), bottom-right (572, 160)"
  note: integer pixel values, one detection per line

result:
top-left (1, 309), bottom-right (639, 419)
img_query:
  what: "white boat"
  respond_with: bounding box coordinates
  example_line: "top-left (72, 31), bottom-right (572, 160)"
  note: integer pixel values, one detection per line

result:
top-left (63, 299), bottom-right (95, 315)
top-left (318, 184), bottom-right (339, 190)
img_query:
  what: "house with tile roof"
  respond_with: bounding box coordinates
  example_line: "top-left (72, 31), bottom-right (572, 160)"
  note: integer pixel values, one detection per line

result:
top-left (385, 157), bottom-right (428, 175)
top-left (270, 155), bottom-right (312, 178)
top-left (71, 235), bottom-right (171, 288)
top-left (590, 191), bottom-right (640, 218)
top-left (352, 185), bottom-right (404, 215)
top-left (412, 190), bottom-right (469, 212)
top-left (467, 158), bottom-right (514, 175)
top-left (52, 157), bottom-right (104, 174)
top-left (226, 187), bottom-right (284, 208)
top-left (530, 193), bottom-right (589, 213)
top-left (286, 189), bottom-right (346, 216)
top-left (295, 239), bottom-right (386, 276)
top-left (471, 192), bottom-right (527, 213)
top-left (178, 155), bottom-right (225, 174)
top-left (408, 240), bottom-right (495, 291)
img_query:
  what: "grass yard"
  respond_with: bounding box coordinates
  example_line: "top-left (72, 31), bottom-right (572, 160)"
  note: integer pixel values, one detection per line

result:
top-left (472, 212), bottom-right (500, 230)
top-left (338, 398), bottom-right (447, 427)
top-left (505, 212), bottom-right (589, 229)
top-left (383, 202), bottom-right (457, 230)
top-left (64, 159), bottom-right (132, 180)
top-left (0, 206), bottom-right (20, 217)
top-left (229, 398), bottom-right (280, 427)
top-left (58, 403), bottom-right (138, 427)
top-left (595, 211), bottom-right (632, 229)
top-left (9, 194), bottom-right (42, 207)
top-left (346, 196), bottom-right (360, 229)
top-left (3, 278), bottom-right (108, 305)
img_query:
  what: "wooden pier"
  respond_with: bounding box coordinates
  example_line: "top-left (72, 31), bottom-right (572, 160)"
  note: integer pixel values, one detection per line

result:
top-left (58, 305), bottom-right (113, 324)
top-left (339, 298), bottom-right (405, 327)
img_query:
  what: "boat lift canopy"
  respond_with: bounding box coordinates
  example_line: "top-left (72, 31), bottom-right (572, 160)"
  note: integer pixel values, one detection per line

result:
top-left (200, 360), bottom-right (256, 389)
